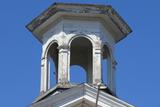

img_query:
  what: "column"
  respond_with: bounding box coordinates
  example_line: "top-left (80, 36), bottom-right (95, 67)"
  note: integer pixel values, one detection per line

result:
top-left (40, 57), bottom-right (49, 94)
top-left (57, 46), bottom-right (70, 87)
top-left (92, 48), bottom-right (102, 85)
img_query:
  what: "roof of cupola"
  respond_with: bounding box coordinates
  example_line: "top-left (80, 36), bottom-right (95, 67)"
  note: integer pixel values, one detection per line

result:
top-left (26, 2), bottom-right (132, 43)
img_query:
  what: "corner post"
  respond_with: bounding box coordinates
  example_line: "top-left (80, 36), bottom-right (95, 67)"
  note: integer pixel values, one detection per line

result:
top-left (57, 45), bottom-right (70, 87)
top-left (40, 57), bottom-right (49, 94)
top-left (92, 41), bottom-right (102, 85)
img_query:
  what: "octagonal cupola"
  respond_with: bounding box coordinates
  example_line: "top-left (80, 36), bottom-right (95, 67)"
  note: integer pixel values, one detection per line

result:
top-left (26, 3), bottom-right (132, 96)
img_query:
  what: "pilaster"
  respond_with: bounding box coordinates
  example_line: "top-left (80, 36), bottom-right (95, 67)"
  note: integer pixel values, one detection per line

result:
top-left (93, 48), bottom-right (102, 85)
top-left (40, 57), bottom-right (48, 93)
top-left (57, 45), bottom-right (70, 86)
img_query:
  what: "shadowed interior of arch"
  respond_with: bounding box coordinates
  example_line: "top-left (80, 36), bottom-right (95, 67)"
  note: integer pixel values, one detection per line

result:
top-left (47, 43), bottom-right (58, 88)
top-left (70, 37), bottom-right (93, 84)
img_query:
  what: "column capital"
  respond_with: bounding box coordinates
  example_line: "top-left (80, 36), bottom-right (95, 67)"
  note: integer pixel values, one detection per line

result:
top-left (58, 44), bottom-right (70, 51)
top-left (95, 48), bottom-right (102, 54)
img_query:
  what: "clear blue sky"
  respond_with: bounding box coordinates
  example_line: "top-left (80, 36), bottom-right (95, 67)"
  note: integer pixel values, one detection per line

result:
top-left (0, 0), bottom-right (160, 107)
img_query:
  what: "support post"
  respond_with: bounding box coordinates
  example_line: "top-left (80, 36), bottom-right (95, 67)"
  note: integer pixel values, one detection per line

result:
top-left (58, 46), bottom-right (70, 87)
top-left (40, 57), bottom-right (49, 94)
top-left (93, 48), bottom-right (102, 85)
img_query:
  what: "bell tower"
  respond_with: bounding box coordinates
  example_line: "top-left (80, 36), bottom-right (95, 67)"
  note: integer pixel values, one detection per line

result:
top-left (27, 3), bottom-right (134, 107)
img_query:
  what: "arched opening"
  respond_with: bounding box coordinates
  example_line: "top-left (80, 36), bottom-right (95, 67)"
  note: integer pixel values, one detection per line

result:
top-left (47, 43), bottom-right (58, 88)
top-left (70, 36), bottom-right (93, 84)
top-left (70, 65), bottom-right (86, 84)
top-left (102, 45), bottom-right (111, 86)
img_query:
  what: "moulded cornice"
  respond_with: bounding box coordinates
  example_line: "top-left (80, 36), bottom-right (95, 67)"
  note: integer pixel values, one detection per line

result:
top-left (26, 3), bottom-right (132, 43)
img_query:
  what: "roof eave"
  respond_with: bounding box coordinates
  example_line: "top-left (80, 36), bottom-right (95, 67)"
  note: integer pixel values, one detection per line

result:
top-left (26, 3), bottom-right (132, 43)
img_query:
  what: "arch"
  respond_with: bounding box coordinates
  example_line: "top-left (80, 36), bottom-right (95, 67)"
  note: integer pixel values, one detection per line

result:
top-left (45, 41), bottom-right (59, 88)
top-left (68, 34), bottom-right (95, 48)
top-left (69, 36), bottom-right (93, 84)
top-left (43, 40), bottom-right (59, 59)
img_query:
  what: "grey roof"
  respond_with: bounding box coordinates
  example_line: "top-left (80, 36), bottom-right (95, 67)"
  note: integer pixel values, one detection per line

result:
top-left (30, 83), bottom-right (134, 107)
top-left (26, 2), bottom-right (132, 43)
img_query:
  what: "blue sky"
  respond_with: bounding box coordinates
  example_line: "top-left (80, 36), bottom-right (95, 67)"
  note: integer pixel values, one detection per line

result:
top-left (0, 0), bottom-right (160, 107)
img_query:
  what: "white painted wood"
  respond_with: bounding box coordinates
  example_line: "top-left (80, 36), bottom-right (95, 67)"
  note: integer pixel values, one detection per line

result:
top-left (31, 84), bottom-right (134, 107)
top-left (38, 19), bottom-right (117, 94)
top-left (40, 57), bottom-right (48, 93)
top-left (27, 3), bottom-right (133, 107)
top-left (58, 48), bottom-right (70, 84)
